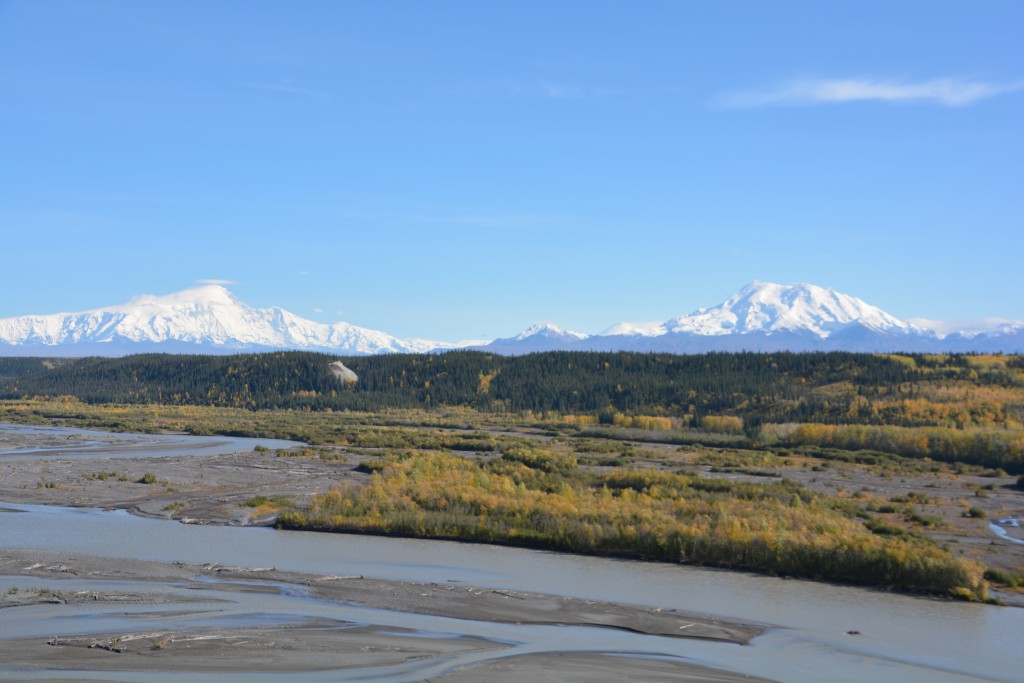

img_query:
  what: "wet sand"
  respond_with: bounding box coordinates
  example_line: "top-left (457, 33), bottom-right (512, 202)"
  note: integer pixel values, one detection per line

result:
top-left (436, 652), bottom-right (775, 682)
top-left (0, 427), bottom-right (357, 525)
top-left (0, 549), bottom-right (764, 680)
top-left (0, 549), bottom-right (763, 644)
top-left (0, 620), bottom-right (504, 674)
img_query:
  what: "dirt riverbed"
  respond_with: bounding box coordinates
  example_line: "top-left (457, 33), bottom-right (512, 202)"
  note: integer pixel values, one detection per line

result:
top-left (0, 549), bottom-right (765, 680)
top-left (0, 427), bottom-right (770, 680)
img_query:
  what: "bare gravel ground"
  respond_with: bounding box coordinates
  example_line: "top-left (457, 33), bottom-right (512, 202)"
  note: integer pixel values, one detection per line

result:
top-left (0, 429), bottom-right (366, 525)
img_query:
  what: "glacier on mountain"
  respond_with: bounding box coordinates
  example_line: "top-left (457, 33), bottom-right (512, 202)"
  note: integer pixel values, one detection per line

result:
top-left (474, 282), bottom-right (1020, 355)
top-left (1, 282), bottom-right (1021, 356)
top-left (662, 282), bottom-right (912, 337)
top-left (0, 285), bottom-right (455, 356)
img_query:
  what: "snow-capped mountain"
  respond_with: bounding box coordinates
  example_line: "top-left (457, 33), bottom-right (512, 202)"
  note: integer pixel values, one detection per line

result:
top-left (512, 323), bottom-right (589, 343)
top-left (473, 282), bottom-right (1022, 355)
top-left (599, 321), bottom-right (666, 337)
top-left (0, 285), bottom-right (455, 356)
top-left (1, 282), bottom-right (1021, 357)
top-left (468, 323), bottom-right (589, 355)
top-left (908, 317), bottom-right (1024, 337)
top-left (662, 281), bottom-right (913, 337)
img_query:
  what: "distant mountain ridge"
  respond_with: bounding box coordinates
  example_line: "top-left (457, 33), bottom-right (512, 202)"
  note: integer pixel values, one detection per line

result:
top-left (469, 282), bottom-right (1023, 355)
top-left (0, 285), bottom-right (458, 356)
top-left (1, 282), bottom-right (1021, 356)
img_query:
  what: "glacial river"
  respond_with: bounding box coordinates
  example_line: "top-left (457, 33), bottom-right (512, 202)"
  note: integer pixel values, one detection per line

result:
top-left (0, 423), bottom-right (300, 461)
top-left (1, 426), bottom-right (1022, 682)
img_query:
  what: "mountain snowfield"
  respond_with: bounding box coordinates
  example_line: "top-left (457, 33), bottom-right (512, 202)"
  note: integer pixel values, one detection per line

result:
top-left (1, 282), bottom-right (1021, 356)
top-left (0, 285), bottom-right (459, 356)
top-left (661, 281), bottom-right (913, 337)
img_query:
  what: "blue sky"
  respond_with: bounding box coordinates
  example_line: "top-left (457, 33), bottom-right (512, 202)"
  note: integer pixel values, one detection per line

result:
top-left (2, 1), bottom-right (1021, 341)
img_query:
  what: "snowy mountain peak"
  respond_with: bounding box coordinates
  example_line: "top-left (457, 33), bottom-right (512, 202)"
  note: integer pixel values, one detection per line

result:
top-left (2, 282), bottom-right (1022, 357)
top-left (600, 321), bottom-right (666, 337)
top-left (0, 286), bottom-right (449, 356)
top-left (465, 322), bottom-right (590, 355)
top-left (908, 317), bottom-right (1024, 337)
top-left (515, 323), bottom-right (589, 341)
top-left (666, 282), bottom-right (910, 338)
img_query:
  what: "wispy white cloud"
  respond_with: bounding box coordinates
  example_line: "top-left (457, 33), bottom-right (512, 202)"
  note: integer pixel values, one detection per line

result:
top-left (195, 278), bottom-right (237, 286)
top-left (250, 79), bottom-right (331, 100)
top-left (715, 77), bottom-right (1024, 108)
top-left (312, 307), bottom-right (323, 314)
top-left (297, 271), bottom-right (310, 277)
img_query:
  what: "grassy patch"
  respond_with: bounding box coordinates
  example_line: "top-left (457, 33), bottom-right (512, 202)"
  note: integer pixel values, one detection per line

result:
top-left (241, 495), bottom-right (295, 510)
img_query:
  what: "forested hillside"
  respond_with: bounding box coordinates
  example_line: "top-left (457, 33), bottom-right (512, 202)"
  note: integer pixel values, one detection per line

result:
top-left (2, 351), bottom-right (1022, 428)
top-left (5, 350), bottom-right (1022, 471)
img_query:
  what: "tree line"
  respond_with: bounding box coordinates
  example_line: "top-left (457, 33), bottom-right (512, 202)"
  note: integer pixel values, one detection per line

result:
top-left (1, 351), bottom-right (1020, 429)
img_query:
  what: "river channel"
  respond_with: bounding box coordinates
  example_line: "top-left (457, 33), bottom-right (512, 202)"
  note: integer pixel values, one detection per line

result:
top-left (1, 425), bottom-right (1021, 682)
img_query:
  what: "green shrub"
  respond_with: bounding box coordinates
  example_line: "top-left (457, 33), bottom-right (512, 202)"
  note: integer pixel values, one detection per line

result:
top-left (501, 446), bottom-right (577, 474)
top-left (355, 459), bottom-right (389, 474)
top-left (984, 568), bottom-right (1024, 587)
top-left (241, 495), bottom-right (294, 509)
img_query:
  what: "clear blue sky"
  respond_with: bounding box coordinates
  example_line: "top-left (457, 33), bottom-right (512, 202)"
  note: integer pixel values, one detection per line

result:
top-left (2, 1), bottom-right (1021, 341)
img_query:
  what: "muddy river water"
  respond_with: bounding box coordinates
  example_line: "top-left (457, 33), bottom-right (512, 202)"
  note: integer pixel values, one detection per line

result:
top-left (1, 425), bottom-right (1022, 682)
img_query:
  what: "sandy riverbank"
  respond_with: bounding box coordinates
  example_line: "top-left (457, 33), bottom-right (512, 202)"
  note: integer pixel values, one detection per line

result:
top-left (0, 549), bottom-right (763, 644)
top-left (0, 549), bottom-right (766, 681)
top-left (0, 619), bottom-right (505, 674)
top-left (435, 652), bottom-right (774, 682)
top-left (0, 427), bottom-right (356, 525)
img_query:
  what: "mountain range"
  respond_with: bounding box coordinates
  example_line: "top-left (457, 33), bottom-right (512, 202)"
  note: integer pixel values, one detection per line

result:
top-left (1, 282), bottom-right (1021, 356)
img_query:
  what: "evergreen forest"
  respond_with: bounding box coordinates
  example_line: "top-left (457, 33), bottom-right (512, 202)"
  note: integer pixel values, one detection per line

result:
top-left (2, 350), bottom-right (1022, 472)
